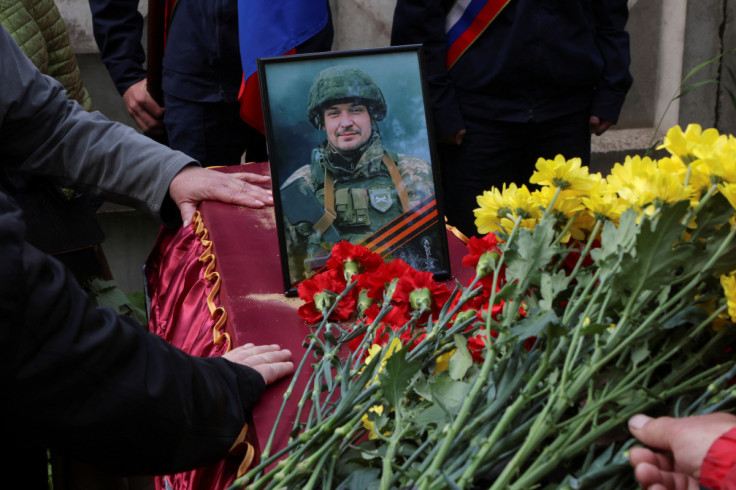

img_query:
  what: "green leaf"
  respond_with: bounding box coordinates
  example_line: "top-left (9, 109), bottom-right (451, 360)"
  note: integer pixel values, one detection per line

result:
top-left (676, 79), bottom-right (718, 99)
top-left (686, 192), bottom-right (734, 241)
top-left (429, 376), bottom-right (473, 414)
top-left (631, 341), bottom-right (650, 366)
top-left (336, 468), bottom-right (381, 489)
top-left (539, 269), bottom-right (572, 310)
top-left (507, 309), bottom-right (559, 341)
top-left (581, 322), bottom-right (609, 336)
top-left (449, 334), bottom-right (473, 381)
top-left (505, 219), bottom-right (559, 291)
top-left (702, 224), bottom-right (736, 276)
top-left (379, 348), bottom-right (422, 407)
top-left (413, 374), bottom-right (433, 402)
top-left (662, 306), bottom-right (708, 330)
top-left (620, 201), bottom-right (691, 292)
top-left (414, 403), bottom-right (450, 428)
top-left (591, 210), bottom-right (637, 280)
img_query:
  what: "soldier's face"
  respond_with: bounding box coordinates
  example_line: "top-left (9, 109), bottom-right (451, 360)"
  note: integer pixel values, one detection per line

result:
top-left (323, 102), bottom-right (372, 152)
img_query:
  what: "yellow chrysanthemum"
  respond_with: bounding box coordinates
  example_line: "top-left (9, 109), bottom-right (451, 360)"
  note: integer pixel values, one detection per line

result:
top-left (530, 155), bottom-right (597, 193)
top-left (611, 157), bottom-right (693, 212)
top-left (718, 182), bottom-right (736, 212)
top-left (365, 338), bottom-right (402, 369)
top-left (361, 405), bottom-right (389, 440)
top-left (581, 192), bottom-right (628, 223)
top-left (474, 183), bottom-right (540, 235)
top-left (363, 338), bottom-right (403, 384)
top-left (433, 349), bottom-right (457, 374)
top-left (719, 272), bottom-right (736, 324)
top-left (658, 124), bottom-right (722, 164)
top-left (606, 155), bottom-right (658, 195)
top-left (531, 187), bottom-right (589, 242)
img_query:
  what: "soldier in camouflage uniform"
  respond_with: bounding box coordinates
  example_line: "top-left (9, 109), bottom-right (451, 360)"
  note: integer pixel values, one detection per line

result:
top-left (281, 65), bottom-right (437, 283)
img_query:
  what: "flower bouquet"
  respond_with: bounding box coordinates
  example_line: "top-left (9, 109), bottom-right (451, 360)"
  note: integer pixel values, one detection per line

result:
top-left (232, 125), bottom-right (736, 489)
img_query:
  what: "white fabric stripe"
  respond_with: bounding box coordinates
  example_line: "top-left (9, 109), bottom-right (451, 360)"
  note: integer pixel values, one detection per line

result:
top-left (445, 0), bottom-right (473, 33)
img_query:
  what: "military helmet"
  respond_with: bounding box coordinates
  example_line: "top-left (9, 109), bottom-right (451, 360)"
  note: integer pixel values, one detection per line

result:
top-left (307, 65), bottom-right (387, 128)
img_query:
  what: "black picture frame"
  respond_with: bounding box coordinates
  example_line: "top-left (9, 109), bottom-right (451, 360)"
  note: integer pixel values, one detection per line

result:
top-left (258, 45), bottom-right (451, 295)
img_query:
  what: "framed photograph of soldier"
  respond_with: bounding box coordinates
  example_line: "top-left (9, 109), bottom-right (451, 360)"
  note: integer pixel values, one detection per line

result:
top-left (258, 46), bottom-right (451, 294)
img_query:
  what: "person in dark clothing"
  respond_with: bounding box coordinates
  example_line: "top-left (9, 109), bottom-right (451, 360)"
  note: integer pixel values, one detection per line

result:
top-left (88, 0), bottom-right (334, 166)
top-left (0, 23), bottom-right (291, 481)
top-left (391, 0), bottom-right (633, 237)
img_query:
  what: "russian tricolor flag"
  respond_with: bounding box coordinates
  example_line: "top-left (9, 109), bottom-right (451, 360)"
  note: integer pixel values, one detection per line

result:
top-left (445, 0), bottom-right (510, 69)
top-left (238, 1), bottom-right (329, 133)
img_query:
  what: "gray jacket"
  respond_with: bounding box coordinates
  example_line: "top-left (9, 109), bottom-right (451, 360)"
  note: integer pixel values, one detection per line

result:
top-left (0, 25), bottom-right (193, 221)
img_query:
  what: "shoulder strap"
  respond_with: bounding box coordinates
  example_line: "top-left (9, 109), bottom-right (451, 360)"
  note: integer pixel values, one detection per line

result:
top-left (312, 169), bottom-right (337, 235)
top-left (381, 152), bottom-right (410, 212)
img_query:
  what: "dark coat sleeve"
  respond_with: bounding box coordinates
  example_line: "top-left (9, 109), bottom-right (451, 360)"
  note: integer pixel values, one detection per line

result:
top-left (88, 0), bottom-right (146, 95)
top-left (590, 0), bottom-right (633, 123)
top-left (391, 0), bottom-right (465, 139)
top-left (0, 195), bottom-right (266, 475)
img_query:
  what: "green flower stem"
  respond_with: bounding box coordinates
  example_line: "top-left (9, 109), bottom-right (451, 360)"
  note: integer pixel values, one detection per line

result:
top-left (489, 286), bottom-right (725, 488)
top-left (566, 219), bottom-right (603, 282)
top-left (456, 350), bottom-right (555, 488)
top-left (682, 184), bottom-right (717, 233)
top-left (380, 399), bottom-right (404, 490)
top-left (513, 361), bottom-right (730, 490)
top-left (259, 322), bottom-right (329, 460)
top-left (303, 448), bottom-right (332, 490)
top-left (417, 339), bottom-right (500, 488)
top-left (543, 187), bottom-right (563, 216)
top-left (293, 369), bottom-right (318, 433)
top-left (509, 327), bottom-right (733, 488)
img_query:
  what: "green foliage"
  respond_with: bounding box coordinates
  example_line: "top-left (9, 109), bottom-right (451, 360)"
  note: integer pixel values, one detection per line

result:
top-left (232, 190), bottom-right (736, 490)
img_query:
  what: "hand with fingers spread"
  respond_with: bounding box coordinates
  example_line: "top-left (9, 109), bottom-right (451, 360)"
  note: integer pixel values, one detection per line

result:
top-left (168, 166), bottom-right (274, 226)
top-left (223, 343), bottom-right (294, 385)
top-left (122, 79), bottom-right (165, 134)
top-left (628, 412), bottom-right (736, 490)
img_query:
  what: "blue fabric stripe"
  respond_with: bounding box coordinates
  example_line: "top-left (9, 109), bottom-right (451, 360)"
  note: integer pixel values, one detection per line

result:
top-left (446, 0), bottom-right (490, 46)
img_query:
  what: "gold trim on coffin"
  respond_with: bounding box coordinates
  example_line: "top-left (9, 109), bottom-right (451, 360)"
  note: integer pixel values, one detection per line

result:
top-left (192, 210), bottom-right (257, 478)
top-left (191, 210), bottom-right (231, 351)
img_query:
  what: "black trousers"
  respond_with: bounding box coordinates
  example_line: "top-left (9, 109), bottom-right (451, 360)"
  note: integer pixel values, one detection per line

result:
top-left (163, 92), bottom-right (268, 167)
top-left (437, 108), bottom-right (592, 238)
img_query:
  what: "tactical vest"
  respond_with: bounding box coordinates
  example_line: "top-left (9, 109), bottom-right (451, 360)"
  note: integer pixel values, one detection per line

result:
top-left (310, 141), bottom-right (410, 244)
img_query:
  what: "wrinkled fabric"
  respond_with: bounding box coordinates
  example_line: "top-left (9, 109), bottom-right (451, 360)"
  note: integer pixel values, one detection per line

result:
top-left (701, 427), bottom-right (736, 490)
top-left (147, 221), bottom-right (230, 357)
top-left (146, 219), bottom-right (246, 490)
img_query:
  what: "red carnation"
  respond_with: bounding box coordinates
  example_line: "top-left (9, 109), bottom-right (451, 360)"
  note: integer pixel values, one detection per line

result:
top-left (297, 269), bottom-right (355, 323)
top-left (327, 241), bottom-right (384, 280)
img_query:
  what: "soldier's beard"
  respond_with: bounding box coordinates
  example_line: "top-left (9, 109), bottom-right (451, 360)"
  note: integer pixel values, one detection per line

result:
top-left (327, 129), bottom-right (380, 169)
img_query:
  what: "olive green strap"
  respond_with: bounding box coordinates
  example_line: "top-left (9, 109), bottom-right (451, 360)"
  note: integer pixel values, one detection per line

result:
top-left (382, 152), bottom-right (410, 212)
top-left (313, 169), bottom-right (337, 235)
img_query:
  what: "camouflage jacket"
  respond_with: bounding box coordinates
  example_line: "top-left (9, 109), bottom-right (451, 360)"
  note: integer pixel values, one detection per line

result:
top-left (281, 137), bottom-right (433, 283)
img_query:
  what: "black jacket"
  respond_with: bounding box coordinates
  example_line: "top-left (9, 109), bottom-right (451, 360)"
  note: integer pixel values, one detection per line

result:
top-left (0, 24), bottom-right (265, 475)
top-left (392, 0), bottom-right (633, 138)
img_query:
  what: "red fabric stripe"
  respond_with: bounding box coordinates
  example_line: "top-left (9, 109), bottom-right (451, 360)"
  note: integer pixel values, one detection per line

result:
top-left (446, 0), bottom-right (510, 69)
top-left (238, 48), bottom-right (296, 133)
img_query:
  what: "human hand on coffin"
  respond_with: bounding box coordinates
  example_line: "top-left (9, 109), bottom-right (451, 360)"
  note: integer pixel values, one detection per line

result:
top-left (223, 343), bottom-right (294, 385)
top-left (169, 166), bottom-right (274, 225)
top-left (628, 412), bottom-right (736, 490)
